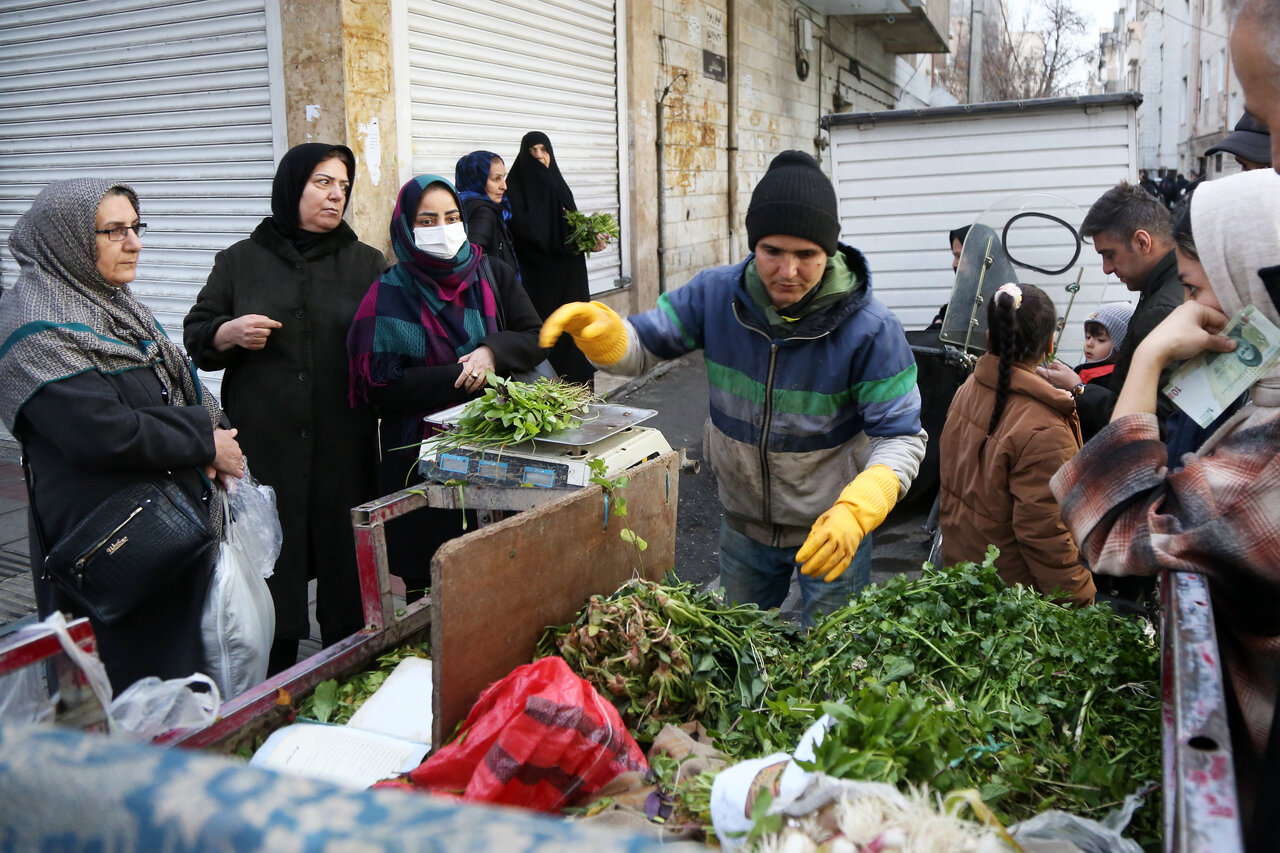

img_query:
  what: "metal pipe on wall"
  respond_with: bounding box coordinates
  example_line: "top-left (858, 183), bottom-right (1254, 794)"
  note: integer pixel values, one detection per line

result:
top-left (726, 0), bottom-right (739, 262)
top-left (656, 96), bottom-right (667, 295)
top-left (967, 0), bottom-right (984, 103)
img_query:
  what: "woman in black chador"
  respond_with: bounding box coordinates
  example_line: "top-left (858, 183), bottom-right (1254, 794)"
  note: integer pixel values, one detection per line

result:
top-left (504, 131), bottom-right (606, 386)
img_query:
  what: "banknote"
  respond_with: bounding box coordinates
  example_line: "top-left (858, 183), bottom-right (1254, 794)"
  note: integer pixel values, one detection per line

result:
top-left (1163, 305), bottom-right (1280, 428)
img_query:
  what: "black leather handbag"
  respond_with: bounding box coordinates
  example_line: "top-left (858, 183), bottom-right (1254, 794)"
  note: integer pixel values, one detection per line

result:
top-left (34, 477), bottom-right (216, 626)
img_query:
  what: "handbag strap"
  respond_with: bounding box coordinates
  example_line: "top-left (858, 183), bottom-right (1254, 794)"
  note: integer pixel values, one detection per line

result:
top-left (484, 255), bottom-right (508, 332)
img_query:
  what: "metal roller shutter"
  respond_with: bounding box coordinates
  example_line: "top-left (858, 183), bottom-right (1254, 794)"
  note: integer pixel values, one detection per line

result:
top-left (0, 0), bottom-right (282, 395)
top-left (401, 0), bottom-right (628, 295)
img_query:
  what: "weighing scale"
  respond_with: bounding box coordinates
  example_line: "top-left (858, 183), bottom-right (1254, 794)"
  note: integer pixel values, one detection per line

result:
top-left (418, 402), bottom-right (673, 489)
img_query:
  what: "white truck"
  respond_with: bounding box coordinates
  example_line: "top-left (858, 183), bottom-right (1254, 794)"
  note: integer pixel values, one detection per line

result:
top-left (822, 92), bottom-right (1143, 365)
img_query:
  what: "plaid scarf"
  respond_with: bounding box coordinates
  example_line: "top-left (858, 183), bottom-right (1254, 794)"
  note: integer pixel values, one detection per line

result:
top-left (348, 175), bottom-right (499, 412)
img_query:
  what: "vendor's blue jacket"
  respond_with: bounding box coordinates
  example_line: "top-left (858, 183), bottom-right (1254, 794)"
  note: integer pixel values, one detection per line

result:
top-left (609, 244), bottom-right (926, 547)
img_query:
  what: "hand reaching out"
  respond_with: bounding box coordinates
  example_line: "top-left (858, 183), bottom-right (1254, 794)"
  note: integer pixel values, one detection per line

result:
top-left (215, 314), bottom-right (282, 352)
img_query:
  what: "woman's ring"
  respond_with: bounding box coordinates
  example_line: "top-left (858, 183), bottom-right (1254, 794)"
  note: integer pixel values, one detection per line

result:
top-left (471, 371), bottom-right (481, 378)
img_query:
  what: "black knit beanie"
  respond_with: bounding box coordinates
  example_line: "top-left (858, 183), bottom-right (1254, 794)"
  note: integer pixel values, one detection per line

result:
top-left (745, 150), bottom-right (841, 255)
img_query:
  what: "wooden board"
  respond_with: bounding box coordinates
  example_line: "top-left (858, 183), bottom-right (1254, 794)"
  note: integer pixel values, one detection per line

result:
top-left (430, 452), bottom-right (678, 746)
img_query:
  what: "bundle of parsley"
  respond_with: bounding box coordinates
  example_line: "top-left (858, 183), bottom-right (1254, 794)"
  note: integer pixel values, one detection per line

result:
top-left (785, 549), bottom-right (1162, 847)
top-left (546, 548), bottom-right (1162, 847)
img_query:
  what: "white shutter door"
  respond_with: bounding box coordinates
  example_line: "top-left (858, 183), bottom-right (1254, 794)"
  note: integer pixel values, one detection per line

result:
top-left (0, 0), bottom-right (279, 378)
top-left (403, 0), bottom-right (625, 294)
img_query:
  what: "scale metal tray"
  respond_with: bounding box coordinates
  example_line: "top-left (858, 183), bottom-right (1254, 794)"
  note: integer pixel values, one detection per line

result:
top-left (424, 402), bottom-right (658, 448)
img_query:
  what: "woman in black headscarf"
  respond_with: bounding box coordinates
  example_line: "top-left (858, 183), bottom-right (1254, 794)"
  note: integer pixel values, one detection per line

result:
top-left (185, 143), bottom-right (385, 674)
top-left (455, 150), bottom-right (519, 275)
top-left (505, 131), bottom-right (606, 385)
top-left (0, 178), bottom-right (244, 693)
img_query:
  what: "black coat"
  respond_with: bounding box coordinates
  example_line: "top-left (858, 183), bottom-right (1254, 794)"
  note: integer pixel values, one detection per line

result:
top-left (184, 219), bottom-right (385, 643)
top-left (462, 197), bottom-right (519, 275)
top-left (363, 258), bottom-right (544, 589)
top-left (19, 368), bottom-right (217, 693)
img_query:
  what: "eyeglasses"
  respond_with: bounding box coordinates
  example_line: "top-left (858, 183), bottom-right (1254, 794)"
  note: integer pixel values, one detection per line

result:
top-left (94, 223), bottom-right (147, 241)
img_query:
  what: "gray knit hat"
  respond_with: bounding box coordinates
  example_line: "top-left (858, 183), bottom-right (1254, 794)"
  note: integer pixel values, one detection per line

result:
top-left (745, 150), bottom-right (841, 255)
top-left (1084, 301), bottom-right (1134, 359)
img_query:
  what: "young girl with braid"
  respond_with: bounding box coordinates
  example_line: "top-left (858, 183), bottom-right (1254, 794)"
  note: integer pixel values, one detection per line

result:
top-left (938, 283), bottom-right (1095, 606)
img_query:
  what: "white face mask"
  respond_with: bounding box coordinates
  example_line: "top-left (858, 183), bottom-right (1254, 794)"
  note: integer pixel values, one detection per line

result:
top-left (413, 222), bottom-right (468, 259)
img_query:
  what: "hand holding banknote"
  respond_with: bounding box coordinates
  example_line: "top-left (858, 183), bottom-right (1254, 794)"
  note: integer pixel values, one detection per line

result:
top-left (1160, 303), bottom-right (1280, 428)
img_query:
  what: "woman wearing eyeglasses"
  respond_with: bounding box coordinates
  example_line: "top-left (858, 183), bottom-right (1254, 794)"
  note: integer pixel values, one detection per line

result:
top-left (184, 143), bottom-right (386, 675)
top-left (0, 179), bottom-right (245, 693)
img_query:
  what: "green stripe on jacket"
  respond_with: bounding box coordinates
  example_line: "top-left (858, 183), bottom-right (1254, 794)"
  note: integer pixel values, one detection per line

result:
top-left (706, 359), bottom-right (918, 414)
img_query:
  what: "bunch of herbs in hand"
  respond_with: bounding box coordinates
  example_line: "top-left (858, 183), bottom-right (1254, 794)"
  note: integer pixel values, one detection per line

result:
top-left (564, 210), bottom-right (620, 254)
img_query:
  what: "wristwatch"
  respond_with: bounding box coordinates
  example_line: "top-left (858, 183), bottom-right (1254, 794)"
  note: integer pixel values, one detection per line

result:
top-left (1071, 383), bottom-right (1086, 398)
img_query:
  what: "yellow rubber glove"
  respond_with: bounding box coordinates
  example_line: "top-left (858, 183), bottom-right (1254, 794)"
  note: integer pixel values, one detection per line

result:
top-left (539, 301), bottom-right (628, 366)
top-left (796, 465), bottom-right (901, 582)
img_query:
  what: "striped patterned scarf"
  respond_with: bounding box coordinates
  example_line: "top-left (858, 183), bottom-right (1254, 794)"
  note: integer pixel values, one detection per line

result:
top-left (347, 175), bottom-right (499, 409)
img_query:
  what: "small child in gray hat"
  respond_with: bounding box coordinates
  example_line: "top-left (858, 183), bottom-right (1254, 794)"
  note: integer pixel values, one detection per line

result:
top-left (1073, 301), bottom-right (1134, 386)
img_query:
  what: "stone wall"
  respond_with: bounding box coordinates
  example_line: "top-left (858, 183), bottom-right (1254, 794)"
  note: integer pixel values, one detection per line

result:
top-left (277, 0), bottom-right (398, 258)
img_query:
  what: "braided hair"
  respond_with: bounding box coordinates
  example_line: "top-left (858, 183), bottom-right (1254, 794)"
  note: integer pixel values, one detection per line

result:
top-left (986, 282), bottom-right (1057, 436)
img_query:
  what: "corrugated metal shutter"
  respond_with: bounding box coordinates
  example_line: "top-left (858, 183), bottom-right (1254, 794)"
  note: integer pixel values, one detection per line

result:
top-left (828, 101), bottom-right (1138, 364)
top-left (0, 0), bottom-right (280, 398)
top-left (402, 0), bottom-right (626, 295)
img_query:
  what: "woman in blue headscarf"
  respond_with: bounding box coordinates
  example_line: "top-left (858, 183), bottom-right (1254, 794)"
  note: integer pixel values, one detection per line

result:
top-left (455, 150), bottom-right (520, 276)
top-left (348, 174), bottom-right (543, 599)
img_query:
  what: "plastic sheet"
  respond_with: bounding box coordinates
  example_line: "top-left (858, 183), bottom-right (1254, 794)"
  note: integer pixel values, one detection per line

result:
top-left (0, 662), bottom-right (53, 726)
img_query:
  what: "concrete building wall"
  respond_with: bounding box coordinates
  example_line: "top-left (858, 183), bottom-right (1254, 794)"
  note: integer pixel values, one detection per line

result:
top-left (653, 0), bottom-right (937, 294)
top-left (277, 0), bottom-right (399, 259)
top-left (272, 0), bottom-right (943, 311)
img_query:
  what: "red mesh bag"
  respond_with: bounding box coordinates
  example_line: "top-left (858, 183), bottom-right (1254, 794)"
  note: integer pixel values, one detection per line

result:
top-left (404, 655), bottom-right (647, 811)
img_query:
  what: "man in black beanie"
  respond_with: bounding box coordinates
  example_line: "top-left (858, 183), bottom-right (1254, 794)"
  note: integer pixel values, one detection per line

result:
top-left (541, 150), bottom-right (925, 626)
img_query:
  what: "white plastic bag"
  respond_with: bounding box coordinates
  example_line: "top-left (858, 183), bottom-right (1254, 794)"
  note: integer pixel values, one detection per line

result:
top-left (0, 621), bottom-right (61, 726)
top-left (200, 477), bottom-right (277, 700)
top-left (32, 612), bottom-right (220, 739)
top-left (109, 673), bottom-right (221, 741)
top-left (0, 665), bottom-right (53, 725)
top-left (226, 460), bottom-right (282, 579)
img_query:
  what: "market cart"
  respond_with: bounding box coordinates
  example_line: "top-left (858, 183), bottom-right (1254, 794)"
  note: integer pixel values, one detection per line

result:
top-left (0, 452), bottom-right (1253, 850)
top-left (161, 449), bottom-right (680, 751)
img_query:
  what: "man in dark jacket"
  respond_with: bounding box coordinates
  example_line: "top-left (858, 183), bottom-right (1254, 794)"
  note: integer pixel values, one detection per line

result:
top-left (1040, 182), bottom-right (1183, 440)
top-left (540, 151), bottom-right (926, 626)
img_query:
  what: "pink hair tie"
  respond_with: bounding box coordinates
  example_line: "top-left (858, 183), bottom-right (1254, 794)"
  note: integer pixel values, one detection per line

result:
top-left (995, 282), bottom-right (1023, 308)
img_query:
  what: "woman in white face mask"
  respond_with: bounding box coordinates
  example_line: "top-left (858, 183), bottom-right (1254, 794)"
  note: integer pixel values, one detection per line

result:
top-left (347, 175), bottom-right (544, 600)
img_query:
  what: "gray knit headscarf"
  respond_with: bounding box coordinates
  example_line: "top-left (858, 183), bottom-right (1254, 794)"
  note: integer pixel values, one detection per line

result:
top-left (0, 178), bottom-right (223, 470)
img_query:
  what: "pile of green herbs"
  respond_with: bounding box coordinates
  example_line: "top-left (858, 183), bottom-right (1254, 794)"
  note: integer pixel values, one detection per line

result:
top-left (296, 640), bottom-right (431, 725)
top-left (428, 374), bottom-right (597, 451)
top-left (564, 210), bottom-right (620, 254)
top-left (535, 574), bottom-right (802, 742)
top-left (544, 549), bottom-right (1162, 847)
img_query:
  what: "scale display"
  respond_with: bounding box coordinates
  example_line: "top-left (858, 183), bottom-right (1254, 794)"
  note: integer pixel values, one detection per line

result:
top-left (429, 450), bottom-right (572, 489)
top-left (418, 424), bottom-right (673, 489)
